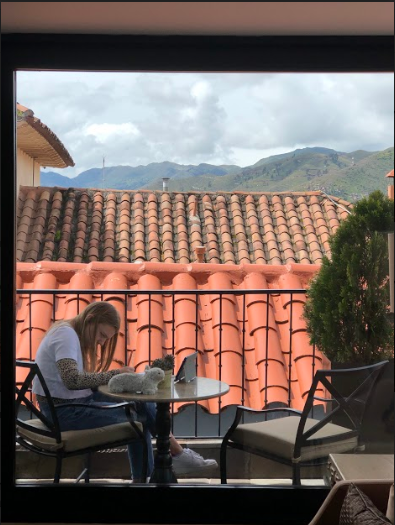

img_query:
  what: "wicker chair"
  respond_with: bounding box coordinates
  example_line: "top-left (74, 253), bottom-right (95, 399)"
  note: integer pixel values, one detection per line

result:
top-left (308, 479), bottom-right (393, 524)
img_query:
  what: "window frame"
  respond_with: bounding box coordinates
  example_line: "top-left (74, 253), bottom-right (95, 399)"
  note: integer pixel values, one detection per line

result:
top-left (1, 33), bottom-right (393, 524)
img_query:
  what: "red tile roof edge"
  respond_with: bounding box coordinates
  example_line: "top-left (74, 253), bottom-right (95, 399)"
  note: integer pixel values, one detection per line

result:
top-left (17, 104), bottom-right (74, 167)
top-left (16, 260), bottom-right (320, 284)
top-left (22, 185), bottom-right (352, 203)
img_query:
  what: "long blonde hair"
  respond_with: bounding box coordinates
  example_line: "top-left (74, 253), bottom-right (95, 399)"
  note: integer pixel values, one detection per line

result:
top-left (49, 301), bottom-right (120, 372)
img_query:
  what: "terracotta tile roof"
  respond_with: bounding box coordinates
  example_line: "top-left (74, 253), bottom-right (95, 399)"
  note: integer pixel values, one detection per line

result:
top-left (17, 104), bottom-right (74, 168)
top-left (16, 261), bottom-right (330, 414)
top-left (17, 186), bottom-right (352, 265)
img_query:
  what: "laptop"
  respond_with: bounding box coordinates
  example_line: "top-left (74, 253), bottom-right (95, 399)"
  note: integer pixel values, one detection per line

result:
top-left (174, 352), bottom-right (198, 383)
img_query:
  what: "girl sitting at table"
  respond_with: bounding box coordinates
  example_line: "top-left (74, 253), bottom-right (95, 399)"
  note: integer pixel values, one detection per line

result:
top-left (32, 300), bottom-right (217, 482)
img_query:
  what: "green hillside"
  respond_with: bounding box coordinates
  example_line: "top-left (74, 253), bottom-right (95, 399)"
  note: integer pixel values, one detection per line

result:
top-left (145, 147), bottom-right (394, 201)
top-left (41, 146), bottom-right (394, 202)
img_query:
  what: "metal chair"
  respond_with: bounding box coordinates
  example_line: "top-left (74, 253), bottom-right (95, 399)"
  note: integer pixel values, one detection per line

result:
top-left (16, 359), bottom-right (148, 483)
top-left (220, 361), bottom-right (389, 485)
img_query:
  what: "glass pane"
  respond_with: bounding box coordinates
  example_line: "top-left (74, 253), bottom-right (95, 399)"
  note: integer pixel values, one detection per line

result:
top-left (15, 70), bottom-right (394, 490)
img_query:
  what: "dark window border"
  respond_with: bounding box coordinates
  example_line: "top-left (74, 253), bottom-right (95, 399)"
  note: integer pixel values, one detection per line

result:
top-left (1, 34), bottom-right (394, 524)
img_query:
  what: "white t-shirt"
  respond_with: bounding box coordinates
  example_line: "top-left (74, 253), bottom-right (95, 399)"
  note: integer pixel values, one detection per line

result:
top-left (32, 324), bottom-right (92, 399)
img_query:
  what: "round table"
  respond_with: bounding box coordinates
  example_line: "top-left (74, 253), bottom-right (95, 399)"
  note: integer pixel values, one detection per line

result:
top-left (98, 377), bottom-right (229, 484)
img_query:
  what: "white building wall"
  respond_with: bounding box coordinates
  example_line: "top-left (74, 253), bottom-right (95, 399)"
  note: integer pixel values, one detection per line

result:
top-left (17, 148), bottom-right (41, 193)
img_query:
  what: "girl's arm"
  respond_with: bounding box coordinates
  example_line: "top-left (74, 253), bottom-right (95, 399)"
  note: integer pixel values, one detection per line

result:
top-left (57, 358), bottom-right (134, 389)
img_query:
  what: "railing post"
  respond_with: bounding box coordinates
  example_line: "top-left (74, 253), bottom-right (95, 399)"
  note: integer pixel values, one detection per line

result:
top-left (241, 293), bottom-right (246, 406)
top-left (312, 341), bottom-right (317, 419)
top-left (265, 291), bottom-right (270, 409)
top-left (28, 295), bottom-right (32, 360)
top-left (124, 295), bottom-right (128, 365)
top-left (195, 292), bottom-right (198, 437)
top-left (241, 293), bottom-right (246, 425)
top-left (148, 294), bottom-right (152, 363)
top-left (288, 292), bottom-right (293, 408)
top-left (218, 292), bottom-right (223, 436)
top-left (171, 294), bottom-right (175, 435)
top-left (52, 292), bottom-right (56, 328)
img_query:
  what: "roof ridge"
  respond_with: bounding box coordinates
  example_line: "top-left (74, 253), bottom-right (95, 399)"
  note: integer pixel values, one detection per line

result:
top-left (19, 185), bottom-right (328, 198)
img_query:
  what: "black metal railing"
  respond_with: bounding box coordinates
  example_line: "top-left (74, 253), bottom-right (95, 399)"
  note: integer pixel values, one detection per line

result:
top-left (16, 288), bottom-right (319, 438)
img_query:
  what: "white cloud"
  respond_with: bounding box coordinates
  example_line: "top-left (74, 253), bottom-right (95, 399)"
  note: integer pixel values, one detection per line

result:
top-left (191, 80), bottom-right (212, 100)
top-left (17, 71), bottom-right (394, 178)
top-left (84, 122), bottom-right (141, 143)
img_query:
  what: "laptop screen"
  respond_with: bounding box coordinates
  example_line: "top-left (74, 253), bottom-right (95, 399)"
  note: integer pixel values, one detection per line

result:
top-left (174, 352), bottom-right (198, 383)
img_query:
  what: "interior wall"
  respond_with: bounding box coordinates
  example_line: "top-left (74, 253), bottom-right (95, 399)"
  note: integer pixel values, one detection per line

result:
top-left (1, 2), bottom-right (394, 35)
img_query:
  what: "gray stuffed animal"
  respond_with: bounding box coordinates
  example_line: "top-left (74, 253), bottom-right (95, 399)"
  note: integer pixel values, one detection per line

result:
top-left (108, 367), bottom-right (165, 395)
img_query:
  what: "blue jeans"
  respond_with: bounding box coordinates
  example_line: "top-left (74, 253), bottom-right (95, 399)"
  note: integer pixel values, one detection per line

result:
top-left (38, 390), bottom-right (157, 480)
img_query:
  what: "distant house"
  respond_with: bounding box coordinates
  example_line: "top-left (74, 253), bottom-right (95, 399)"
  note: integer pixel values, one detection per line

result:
top-left (16, 103), bottom-right (74, 192)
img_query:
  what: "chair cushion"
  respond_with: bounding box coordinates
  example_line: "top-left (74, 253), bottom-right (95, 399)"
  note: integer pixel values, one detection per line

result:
top-left (339, 483), bottom-right (392, 524)
top-left (17, 419), bottom-right (143, 453)
top-left (230, 415), bottom-right (358, 461)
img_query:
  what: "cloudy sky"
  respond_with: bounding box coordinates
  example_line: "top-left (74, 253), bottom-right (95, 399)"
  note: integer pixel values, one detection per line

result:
top-left (17, 71), bottom-right (394, 179)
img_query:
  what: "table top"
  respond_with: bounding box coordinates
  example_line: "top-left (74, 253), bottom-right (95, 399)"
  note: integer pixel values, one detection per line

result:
top-left (328, 454), bottom-right (394, 483)
top-left (99, 376), bottom-right (230, 403)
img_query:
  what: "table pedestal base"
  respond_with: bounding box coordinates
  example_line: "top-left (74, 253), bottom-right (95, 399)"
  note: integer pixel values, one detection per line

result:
top-left (149, 402), bottom-right (178, 484)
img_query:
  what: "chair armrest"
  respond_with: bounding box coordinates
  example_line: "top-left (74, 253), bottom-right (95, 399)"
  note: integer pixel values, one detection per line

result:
top-left (234, 405), bottom-right (302, 425)
top-left (235, 406), bottom-right (302, 417)
top-left (308, 479), bottom-right (393, 525)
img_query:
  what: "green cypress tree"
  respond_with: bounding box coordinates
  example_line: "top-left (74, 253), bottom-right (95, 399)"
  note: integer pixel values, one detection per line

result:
top-left (304, 190), bottom-right (394, 365)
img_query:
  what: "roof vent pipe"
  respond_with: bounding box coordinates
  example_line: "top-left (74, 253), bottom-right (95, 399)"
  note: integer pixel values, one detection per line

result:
top-left (194, 246), bottom-right (206, 263)
top-left (162, 178), bottom-right (170, 192)
top-left (386, 169), bottom-right (394, 200)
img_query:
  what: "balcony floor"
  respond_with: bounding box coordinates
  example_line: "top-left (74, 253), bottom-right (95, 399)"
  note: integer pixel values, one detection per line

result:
top-left (16, 477), bottom-right (327, 486)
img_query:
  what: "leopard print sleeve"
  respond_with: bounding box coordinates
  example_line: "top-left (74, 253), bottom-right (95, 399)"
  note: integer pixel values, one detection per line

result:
top-left (57, 358), bottom-right (122, 390)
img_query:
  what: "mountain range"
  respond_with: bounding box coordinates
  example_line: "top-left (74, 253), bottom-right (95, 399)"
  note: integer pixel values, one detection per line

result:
top-left (41, 146), bottom-right (394, 202)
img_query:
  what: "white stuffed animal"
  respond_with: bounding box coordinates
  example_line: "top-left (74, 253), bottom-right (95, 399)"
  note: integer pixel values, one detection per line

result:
top-left (108, 367), bottom-right (165, 395)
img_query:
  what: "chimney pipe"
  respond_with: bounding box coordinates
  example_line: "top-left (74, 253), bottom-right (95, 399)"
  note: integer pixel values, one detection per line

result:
top-left (387, 169), bottom-right (394, 200)
top-left (194, 245), bottom-right (206, 263)
top-left (162, 178), bottom-right (170, 192)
